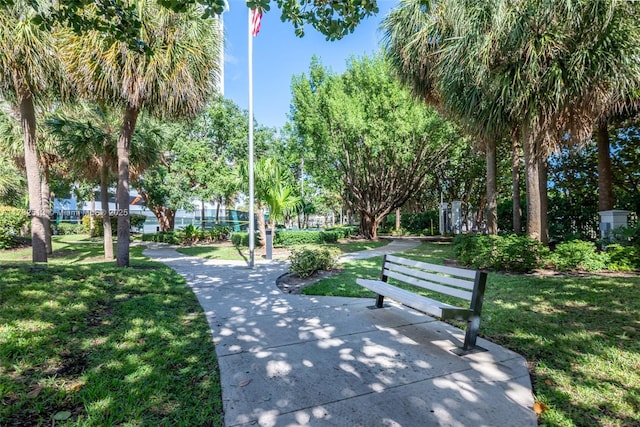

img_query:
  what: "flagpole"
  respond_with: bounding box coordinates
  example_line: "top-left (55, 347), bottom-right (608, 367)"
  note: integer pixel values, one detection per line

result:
top-left (247, 7), bottom-right (255, 268)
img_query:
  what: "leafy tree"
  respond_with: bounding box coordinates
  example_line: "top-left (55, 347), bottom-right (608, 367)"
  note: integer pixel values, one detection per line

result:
top-left (291, 54), bottom-right (457, 239)
top-left (58, 1), bottom-right (220, 266)
top-left (17, 0), bottom-right (379, 48)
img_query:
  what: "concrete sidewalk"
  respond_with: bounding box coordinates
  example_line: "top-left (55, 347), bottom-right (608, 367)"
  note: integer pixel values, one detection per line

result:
top-left (144, 243), bottom-right (536, 427)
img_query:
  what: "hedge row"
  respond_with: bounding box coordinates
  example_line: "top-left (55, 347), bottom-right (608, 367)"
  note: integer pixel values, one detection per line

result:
top-left (454, 233), bottom-right (640, 273)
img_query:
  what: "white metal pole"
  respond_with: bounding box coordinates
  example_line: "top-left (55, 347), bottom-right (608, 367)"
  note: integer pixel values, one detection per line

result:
top-left (248, 7), bottom-right (255, 268)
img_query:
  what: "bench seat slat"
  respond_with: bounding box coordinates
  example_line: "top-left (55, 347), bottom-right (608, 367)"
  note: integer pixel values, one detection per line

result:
top-left (384, 262), bottom-right (476, 292)
top-left (383, 269), bottom-right (473, 301)
top-left (386, 254), bottom-right (477, 279)
top-left (356, 278), bottom-right (472, 320)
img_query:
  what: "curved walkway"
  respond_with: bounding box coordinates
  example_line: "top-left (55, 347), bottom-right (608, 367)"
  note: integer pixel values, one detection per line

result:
top-left (144, 240), bottom-right (536, 427)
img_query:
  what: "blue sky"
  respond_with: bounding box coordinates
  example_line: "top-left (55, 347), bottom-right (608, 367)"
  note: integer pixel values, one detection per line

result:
top-left (222, 1), bottom-right (398, 129)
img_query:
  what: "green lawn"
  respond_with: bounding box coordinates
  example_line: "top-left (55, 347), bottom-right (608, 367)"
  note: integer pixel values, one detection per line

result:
top-left (176, 239), bottom-right (389, 262)
top-left (0, 237), bottom-right (223, 426)
top-left (303, 242), bottom-right (640, 427)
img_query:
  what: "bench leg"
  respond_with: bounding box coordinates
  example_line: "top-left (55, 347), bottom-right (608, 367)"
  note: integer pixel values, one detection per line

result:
top-left (375, 294), bottom-right (385, 308)
top-left (462, 315), bottom-right (480, 351)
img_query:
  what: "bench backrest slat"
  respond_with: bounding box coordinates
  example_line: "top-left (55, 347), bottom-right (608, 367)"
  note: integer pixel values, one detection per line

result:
top-left (383, 268), bottom-right (474, 301)
top-left (384, 260), bottom-right (476, 291)
top-left (385, 254), bottom-right (477, 280)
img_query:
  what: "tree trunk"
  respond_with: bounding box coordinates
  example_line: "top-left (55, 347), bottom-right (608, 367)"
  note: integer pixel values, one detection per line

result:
top-left (359, 212), bottom-right (379, 240)
top-left (201, 200), bottom-right (206, 230)
top-left (16, 75), bottom-right (47, 263)
top-left (395, 208), bottom-right (401, 231)
top-left (257, 204), bottom-right (266, 246)
top-left (522, 128), bottom-right (542, 242)
top-left (40, 166), bottom-right (52, 254)
top-left (597, 121), bottom-right (614, 212)
top-left (215, 196), bottom-right (221, 224)
top-left (538, 157), bottom-right (549, 246)
top-left (485, 140), bottom-right (498, 234)
top-left (100, 160), bottom-right (114, 259)
top-left (90, 195), bottom-right (96, 237)
top-left (116, 106), bottom-right (140, 267)
top-left (512, 136), bottom-right (522, 233)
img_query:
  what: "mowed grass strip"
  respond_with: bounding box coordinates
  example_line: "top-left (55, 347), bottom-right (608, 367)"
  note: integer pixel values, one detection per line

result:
top-left (0, 243), bottom-right (222, 426)
top-left (303, 241), bottom-right (640, 427)
top-left (176, 239), bottom-right (389, 262)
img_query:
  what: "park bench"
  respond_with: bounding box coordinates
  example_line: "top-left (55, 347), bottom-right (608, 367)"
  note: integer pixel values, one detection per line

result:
top-left (356, 254), bottom-right (488, 354)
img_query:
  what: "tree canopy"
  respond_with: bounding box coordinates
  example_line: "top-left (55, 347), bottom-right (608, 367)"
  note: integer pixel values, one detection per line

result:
top-left (290, 54), bottom-right (460, 239)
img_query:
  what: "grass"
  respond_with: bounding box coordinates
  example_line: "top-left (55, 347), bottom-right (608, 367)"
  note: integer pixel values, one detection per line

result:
top-left (303, 241), bottom-right (640, 427)
top-left (176, 239), bottom-right (389, 262)
top-left (0, 237), bottom-right (223, 426)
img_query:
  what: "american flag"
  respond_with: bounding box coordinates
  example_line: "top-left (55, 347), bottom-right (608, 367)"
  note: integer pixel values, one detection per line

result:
top-left (250, 8), bottom-right (262, 36)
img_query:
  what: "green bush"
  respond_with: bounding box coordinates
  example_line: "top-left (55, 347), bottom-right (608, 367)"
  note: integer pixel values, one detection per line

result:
top-left (549, 240), bottom-right (608, 272)
top-left (454, 233), bottom-right (547, 273)
top-left (129, 214), bottom-right (147, 231)
top-left (273, 230), bottom-right (339, 246)
top-left (324, 226), bottom-right (357, 239)
top-left (289, 248), bottom-right (337, 278)
top-left (230, 231), bottom-right (261, 247)
top-left (56, 222), bottom-right (84, 235)
top-left (0, 206), bottom-right (28, 249)
top-left (605, 244), bottom-right (639, 271)
top-left (208, 225), bottom-right (230, 241)
top-left (141, 231), bottom-right (181, 244)
top-left (81, 214), bottom-right (117, 237)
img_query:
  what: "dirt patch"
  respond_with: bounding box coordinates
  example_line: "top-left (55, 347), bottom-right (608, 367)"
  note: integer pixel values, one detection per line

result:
top-left (276, 267), bottom-right (344, 294)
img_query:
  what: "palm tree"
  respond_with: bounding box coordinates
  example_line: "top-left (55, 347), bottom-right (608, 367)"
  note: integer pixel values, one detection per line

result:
top-left (0, 1), bottom-right (59, 262)
top-left (58, 1), bottom-right (220, 266)
top-left (383, 0), bottom-right (512, 235)
top-left (383, 0), bottom-right (640, 243)
top-left (47, 103), bottom-right (119, 258)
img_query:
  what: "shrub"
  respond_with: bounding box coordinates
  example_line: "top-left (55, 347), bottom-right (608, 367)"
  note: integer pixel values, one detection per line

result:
top-left (289, 248), bottom-right (337, 278)
top-left (325, 226), bottom-right (357, 239)
top-left (230, 232), bottom-right (261, 247)
top-left (381, 211), bottom-right (439, 235)
top-left (56, 222), bottom-right (84, 235)
top-left (605, 244), bottom-right (639, 271)
top-left (454, 233), bottom-right (547, 273)
top-left (0, 206), bottom-right (29, 249)
top-left (548, 240), bottom-right (608, 272)
top-left (129, 214), bottom-right (147, 231)
top-left (273, 230), bottom-right (339, 246)
top-left (208, 225), bottom-right (230, 241)
top-left (141, 231), bottom-right (181, 245)
top-left (81, 214), bottom-right (117, 237)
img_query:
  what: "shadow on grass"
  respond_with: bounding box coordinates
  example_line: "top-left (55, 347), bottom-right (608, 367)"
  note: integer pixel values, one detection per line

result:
top-left (0, 260), bottom-right (223, 426)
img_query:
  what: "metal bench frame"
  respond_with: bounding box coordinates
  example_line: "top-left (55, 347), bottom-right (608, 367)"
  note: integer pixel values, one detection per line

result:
top-left (357, 254), bottom-right (488, 354)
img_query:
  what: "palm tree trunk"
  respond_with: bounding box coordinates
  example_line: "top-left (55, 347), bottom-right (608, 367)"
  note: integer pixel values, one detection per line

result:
top-left (40, 166), bottom-right (52, 254)
top-left (522, 127), bottom-right (542, 242)
top-left (16, 75), bottom-right (47, 263)
top-left (116, 106), bottom-right (140, 267)
top-left (485, 139), bottom-right (498, 234)
top-left (538, 157), bottom-right (549, 245)
top-left (597, 121), bottom-right (614, 211)
top-left (512, 136), bottom-right (522, 233)
top-left (257, 204), bottom-right (266, 247)
top-left (395, 208), bottom-right (401, 231)
top-left (101, 160), bottom-right (114, 259)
